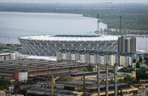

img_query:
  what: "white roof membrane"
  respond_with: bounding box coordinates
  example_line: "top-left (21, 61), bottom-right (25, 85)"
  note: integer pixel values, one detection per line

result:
top-left (19, 35), bottom-right (119, 41)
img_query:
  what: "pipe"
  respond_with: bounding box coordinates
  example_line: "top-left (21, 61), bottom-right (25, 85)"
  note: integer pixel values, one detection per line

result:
top-left (114, 63), bottom-right (118, 96)
top-left (106, 64), bottom-right (109, 96)
top-left (98, 63), bottom-right (100, 96)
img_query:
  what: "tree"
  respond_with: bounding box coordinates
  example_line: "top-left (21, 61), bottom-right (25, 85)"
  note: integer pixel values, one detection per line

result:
top-left (0, 76), bottom-right (9, 90)
top-left (20, 89), bottom-right (27, 96)
top-left (136, 69), bottom-right (148, 80)
top-left (109, 69), bottom-right (113, 73)
top-left (118, 78), bottom-right (124, 83)
top-left (118, 67), bottom-right (135, 72)
top-left (109, 79), bottom-right (114, 82)
top-left (124, 75), bottom-right (131, 83)
top-left (139, 57), bottom-right (142, 62)
top-left (86, 64), bottom-right (93, 71)
top-left (136, 62), bottom-right (140, 68)
top-left (82, 67), bottom-right (88, 71)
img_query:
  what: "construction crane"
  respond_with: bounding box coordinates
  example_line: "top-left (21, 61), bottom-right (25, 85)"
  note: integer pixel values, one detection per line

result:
top-left (51, 74), bottom-right (60, 96)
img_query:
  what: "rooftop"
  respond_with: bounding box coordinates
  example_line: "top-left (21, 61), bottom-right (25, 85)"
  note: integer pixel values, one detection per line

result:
top-left (19, 34), bottom-right (119, 41)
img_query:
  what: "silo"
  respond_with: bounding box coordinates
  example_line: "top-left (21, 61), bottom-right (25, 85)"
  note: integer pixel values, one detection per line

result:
top-left (56, 50), bottom-right (62, 60)
top-left (130, 37), bottom-right (136, 52)
top-left (125, 53), bottom-right (129, 67)
top-left (66, 50), bottom-right (71, 60)
top-left (71, 50), bottom-right (76, 60)
top-left (118, 37), bottom-right (121, 52)
top-left (131, 52), bottom-right (137, 62)
top-left (96, 51), bottom-right (102, 64)
top-left (79, 50), bottom-right (86, 63)
top-left (105, 52), bottom-right (110, 64)
top-left (129, 53), bottom-right (133, 66)
top-left (100, 53), bottom-right (105, 65)
top-left (90, 50), bottom-right (97, 64)
top-left (61, 49), bottom-right (67, 60)
top-left (120, 53), bottom-right (126, 67)
top-left (76, 50), bottom-right (81, 61)
top-left (121, 36), bottom-right (125, 53)
top-left (85, 50), bottom-right (90, 64)
top-left (109, 52), bottom-right (115, 66)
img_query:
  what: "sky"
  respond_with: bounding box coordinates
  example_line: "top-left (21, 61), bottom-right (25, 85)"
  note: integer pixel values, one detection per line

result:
top-left (0, 0), bottom-right (148, 3)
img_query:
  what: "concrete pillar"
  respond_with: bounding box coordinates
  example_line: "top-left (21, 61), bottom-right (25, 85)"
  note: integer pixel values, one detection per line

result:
top-left (114, 63), bottom-right (118, 96)
top-left (106, 64), bottom-right (109, 96)
top-left (97, 63), bottom-right (100, 96)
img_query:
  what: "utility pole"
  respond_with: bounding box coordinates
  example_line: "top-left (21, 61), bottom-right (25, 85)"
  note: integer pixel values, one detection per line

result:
top-left (5, 35), bottom-right (6, 45)
top-left (97, 63), bottom-right (100, 96)
top-left (83, 74), bottom-right (86, 94)
top-left (114, 64), bottom-right (118, 96)
top-left (8, 38), bottom-right (9, 44)
top-left (146, 42), bottom-right (147, 53)
top-left (97, 14), bottom-right (100, 31)
top-left (120, 16), bottom-right (122, 33)
top-left (106, 64), bottom-right (109, 96)
top-left (140, 43), bottom-right (141, 50)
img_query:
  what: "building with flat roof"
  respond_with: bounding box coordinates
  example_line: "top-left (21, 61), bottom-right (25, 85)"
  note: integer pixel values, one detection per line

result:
top-left (0, 53), bottom-right (18, 61)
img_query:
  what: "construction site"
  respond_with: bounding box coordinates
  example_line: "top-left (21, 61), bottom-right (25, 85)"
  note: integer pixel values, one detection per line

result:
top-left (0, 58), bottom-right (141, 96)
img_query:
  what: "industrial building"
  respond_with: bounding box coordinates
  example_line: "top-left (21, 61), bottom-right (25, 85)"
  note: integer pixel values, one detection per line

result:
top-left (118, 36), bottom-right (136, 53)
top-left (27, 80), bottom-right (138, 96)
top-left (0, 53), bottom-right (18, 61)
top-left (19, 34), bottom-right (119, 56)
top-left (12, 71), bottom-right (28, 82)
top-left (56, 49), bottom-right (137, 67)
top-left (0, 59), bottom-right (92, 80)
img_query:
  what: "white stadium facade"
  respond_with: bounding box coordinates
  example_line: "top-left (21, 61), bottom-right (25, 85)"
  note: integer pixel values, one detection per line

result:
top-left (19, 35), bottom-right (119, 56)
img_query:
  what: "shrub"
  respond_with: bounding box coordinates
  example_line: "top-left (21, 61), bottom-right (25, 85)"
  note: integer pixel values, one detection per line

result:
top-left (139, 57), bottom-right (142, 62)
top-left (82, 67), bottom-right (88, 71)
top-left (109, 69), bottom-right (113, 73)
top-left (136, 62), bottom-right (140, 68)
top-left (59, 77), bottom-right (68, 81)
top-left (0, 76), bottom-right (9, 90)
top-left (86, 64), bottom-right (93, 71)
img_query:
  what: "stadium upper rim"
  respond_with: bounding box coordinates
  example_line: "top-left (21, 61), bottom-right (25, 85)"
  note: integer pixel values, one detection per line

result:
top-left (18, 34), bottom-right (120, 41)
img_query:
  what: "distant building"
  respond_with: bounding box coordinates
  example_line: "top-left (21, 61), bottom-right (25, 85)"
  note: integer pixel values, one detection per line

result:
top-left (118, 36), bottom-right (136, 53)
top-left (0, 53), bottom-right (18, 61)
top-left (57, 49), bottom-right (136, 67)
top-left (12, 71), bottom-right (28, 82)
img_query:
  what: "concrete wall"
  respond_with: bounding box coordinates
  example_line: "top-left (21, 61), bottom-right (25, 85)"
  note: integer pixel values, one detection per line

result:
top-left (0, 53), bottom-right (18, 61)
top-left (19, 72), bottom-right (28, 82)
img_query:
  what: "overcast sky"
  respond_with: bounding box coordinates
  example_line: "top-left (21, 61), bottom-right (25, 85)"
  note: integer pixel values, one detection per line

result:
top-left (0, 0), bottom-right (148, 3)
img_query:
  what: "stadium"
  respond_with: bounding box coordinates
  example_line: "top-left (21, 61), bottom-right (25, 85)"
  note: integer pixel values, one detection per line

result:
top-left (19, 35), bottom-right (119, 56)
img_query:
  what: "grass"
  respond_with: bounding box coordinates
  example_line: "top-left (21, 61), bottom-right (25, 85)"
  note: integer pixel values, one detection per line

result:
top-left (0, 46), bottom-right (17, 50)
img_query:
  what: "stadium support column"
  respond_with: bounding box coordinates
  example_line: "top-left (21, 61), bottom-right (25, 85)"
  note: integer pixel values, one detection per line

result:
top-left (106, 64), bottom-right (109, 96)
top-left (114, 63), bottom-right (118, 96)
top-left (97, 63), bottom-right (100, 96)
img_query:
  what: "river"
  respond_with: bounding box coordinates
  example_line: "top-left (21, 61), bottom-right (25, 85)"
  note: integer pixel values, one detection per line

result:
top-left (0, 12), bottom-right (107, 44)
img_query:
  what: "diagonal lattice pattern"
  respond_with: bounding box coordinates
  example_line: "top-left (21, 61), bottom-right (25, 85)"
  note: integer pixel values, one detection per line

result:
top-left (19, 35), bottom-right (118, 56)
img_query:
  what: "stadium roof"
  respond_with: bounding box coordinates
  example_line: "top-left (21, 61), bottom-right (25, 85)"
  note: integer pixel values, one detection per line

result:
top-left (19, 34), bottom-right (119, 41)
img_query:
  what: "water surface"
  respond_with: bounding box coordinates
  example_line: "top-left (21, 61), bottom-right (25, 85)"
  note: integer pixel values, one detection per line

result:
top-left (0, 12), bottom-right (107, 44)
